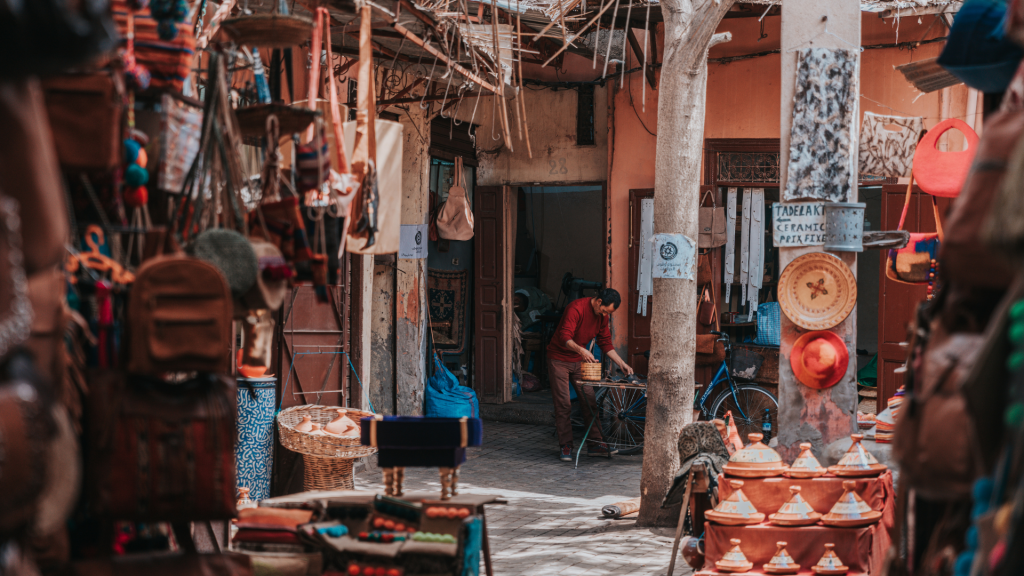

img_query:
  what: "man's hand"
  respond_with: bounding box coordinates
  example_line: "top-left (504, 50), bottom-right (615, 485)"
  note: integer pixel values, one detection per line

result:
top-left (618, 361), bottom-right (634, 376)
top-left (579, 349), bottom-right (598, 363)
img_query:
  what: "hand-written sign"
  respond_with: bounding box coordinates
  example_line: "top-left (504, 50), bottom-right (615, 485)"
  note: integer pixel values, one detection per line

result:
top-left (773, 202), bottom-right (826, 246)
top-left (651, 234), bottom-right (696, 279)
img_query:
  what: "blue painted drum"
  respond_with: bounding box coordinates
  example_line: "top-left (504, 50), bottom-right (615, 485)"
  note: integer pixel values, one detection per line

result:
top-left (235, 376), bottom-right (277, 501)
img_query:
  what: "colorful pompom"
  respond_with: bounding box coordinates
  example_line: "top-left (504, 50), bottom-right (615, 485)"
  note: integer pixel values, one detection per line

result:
top-left (125, 164), bottom-right (149, 187)
top-left (124, 139), bottom-right (141, 165)
top-left (124, 186), bottom-right (148, 209)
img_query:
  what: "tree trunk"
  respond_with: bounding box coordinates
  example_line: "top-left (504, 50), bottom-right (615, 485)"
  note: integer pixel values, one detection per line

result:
top-left (636, 0), bottom-right (736, 527)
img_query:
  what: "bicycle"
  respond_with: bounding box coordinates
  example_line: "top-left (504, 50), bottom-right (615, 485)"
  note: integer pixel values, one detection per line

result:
top-left (695, 330), bottom-right (779, 440)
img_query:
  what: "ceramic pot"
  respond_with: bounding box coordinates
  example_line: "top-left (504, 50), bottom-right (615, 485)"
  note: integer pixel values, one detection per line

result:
top-left (821, 480), bottom-right (882, 527)
top-left (811, 544), bottom-right (850, 575)
top-left (828, 434), bottom-right (887, 477)
top-left (768, 485), bottom-right (822, 526)
top-left (763, 541), bottom-right (800, 575)
top-left (294, 415), bottom-right (314, 433)
top-left (786, 442), bottom-right (827, 478)
top-left (324, 409), bottom-right (358, 436)
top-left (706, 480), bottom-right (766, 525)
top-left (680, 536), bottom-right (705, 571)
top-left (715, 538), bottom-right (754, 573)
top-left (723, 433), bottom-right (788, 478)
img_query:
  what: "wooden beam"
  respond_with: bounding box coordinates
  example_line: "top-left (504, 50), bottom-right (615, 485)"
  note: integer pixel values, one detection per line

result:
top-left (377, 77), bottom-right (425, 111)
top-left (627, 27), bottom-right (656, 90)
top-left (391, 22), bottom-right (502, 94)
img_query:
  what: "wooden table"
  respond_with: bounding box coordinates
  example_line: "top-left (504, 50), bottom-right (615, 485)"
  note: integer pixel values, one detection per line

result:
top-left (570, 379), bottom-right (648, 469)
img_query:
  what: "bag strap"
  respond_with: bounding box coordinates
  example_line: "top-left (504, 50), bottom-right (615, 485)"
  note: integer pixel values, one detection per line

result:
top-left (896, 171), bottom-right (914, 231)
top-left (454, 156), bottom-right (463, 188)
top-left (701, 188), bottom-right (716, 208)
top-left (318, 7), bottom-right (350, 175)
top-left (896, 171), bottom-right (945, 240)
top-left (932, 195), bottom-right (945, 242)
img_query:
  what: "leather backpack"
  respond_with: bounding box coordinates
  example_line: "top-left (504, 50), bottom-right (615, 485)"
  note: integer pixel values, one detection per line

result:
top-left (436, 157), bottom-right (475, 241)
top-left (940, 107), bottom-right (1024, 289)
top-left (126, 256), bottom-right (232, 375)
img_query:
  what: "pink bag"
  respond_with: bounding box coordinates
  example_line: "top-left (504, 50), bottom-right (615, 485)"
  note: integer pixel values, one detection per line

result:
top-left (436, 157), bottom-right (475, 241)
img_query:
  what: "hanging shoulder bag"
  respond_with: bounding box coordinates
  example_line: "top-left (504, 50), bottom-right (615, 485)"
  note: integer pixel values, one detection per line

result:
top-left (436, 157), bottom-right (475, 241)
top-left (912, 118), bottom-right (979, 199)
top-left (698, 186), bottom-right (726, 248)
top-left (886, 173), bottom-right (943, 285)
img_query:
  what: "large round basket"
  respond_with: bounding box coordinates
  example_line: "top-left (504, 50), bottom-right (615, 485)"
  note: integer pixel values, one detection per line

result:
top-left (277, 405), bottom-right (377, 491)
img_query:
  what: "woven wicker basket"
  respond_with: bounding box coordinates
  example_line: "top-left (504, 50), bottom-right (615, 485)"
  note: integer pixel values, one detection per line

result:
top-left (302, 454), bottom-right (355, 491)
top-left (278, 405), bottom-right (378, 459)
top-left (580, 362), bottom-right (602, 381)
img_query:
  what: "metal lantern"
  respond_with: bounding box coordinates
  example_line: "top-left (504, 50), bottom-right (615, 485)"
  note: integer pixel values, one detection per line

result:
top-left (824, 202), bottom-right (866, 252)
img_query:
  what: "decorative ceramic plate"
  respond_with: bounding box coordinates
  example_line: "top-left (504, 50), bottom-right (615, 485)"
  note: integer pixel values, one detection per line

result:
top-left (778, 252), bottom-right (857, 330)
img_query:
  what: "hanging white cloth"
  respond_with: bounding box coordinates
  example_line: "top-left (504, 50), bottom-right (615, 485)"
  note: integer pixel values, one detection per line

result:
top-left (724, 187), bottom-right (737, 303)
top-left (740, 189), bottom-right (752, 304)
top-left (747, 189), bottom-right (765, 321)
top-left (637, 198), bottom-right (654, 316)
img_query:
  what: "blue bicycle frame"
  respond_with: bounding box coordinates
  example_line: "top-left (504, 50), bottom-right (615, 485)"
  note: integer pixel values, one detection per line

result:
top-left (696, 360), bottom-right (751, 421)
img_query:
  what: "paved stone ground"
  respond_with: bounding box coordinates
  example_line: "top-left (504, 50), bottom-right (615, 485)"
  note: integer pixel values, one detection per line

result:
top-left (354, 421), bottom-right (689, 576)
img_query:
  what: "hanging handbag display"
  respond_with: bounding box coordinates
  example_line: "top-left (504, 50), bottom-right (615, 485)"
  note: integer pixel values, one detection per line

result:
top-left (87, 370), bottom-right (238, 522)
top-left (885, 173), bottom-right (943, 286)
top-left (698, 186), bottom-right (726, 248)
top-left (911, 118), bottom-right (979, 199)
top-left (437, 157), bottom-right (475, 241)
top-left (42, 69), bottom-right (125, 170)
top-left (697, 252), bottom-right (713, 287)
top-left (695, 279), bottom-right (723, 366)
top-left (698, 285), bottom-right (715, 327)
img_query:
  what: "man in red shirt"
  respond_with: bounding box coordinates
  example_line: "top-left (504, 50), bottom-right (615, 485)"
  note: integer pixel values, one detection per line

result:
top-left (546, 288), bottom-right (633, 461)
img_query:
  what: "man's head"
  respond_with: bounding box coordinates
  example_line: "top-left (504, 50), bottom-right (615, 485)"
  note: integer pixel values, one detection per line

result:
top-left (591, 288), bottom-right (622, 317)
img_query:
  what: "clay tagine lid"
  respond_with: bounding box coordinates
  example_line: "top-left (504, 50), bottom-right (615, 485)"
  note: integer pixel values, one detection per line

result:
top-left (324, 409), bottom-right (359, 436)
top-left (706, 480), bottom-right (766, 526)
top-left (786, 442), bottom-right (827, 478)
top-left (811, 544), bottom-right (850, 575)
top-left (723, 433), bottom-right (788, 478)
top-left (715, 538), bottom-right (755, 573)
top-left (821, 480), bottom-right (882, 528)
top-left (768, 486), bottom-right (822, 526)
top-left (295, 415), bottom-right (313, 433)
top-left (827, 434), bottom-right (887, 477)
top-left (763, 541), bottom-right (800, 575)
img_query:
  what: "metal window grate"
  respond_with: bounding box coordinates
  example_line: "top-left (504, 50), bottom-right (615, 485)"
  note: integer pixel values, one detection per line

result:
top-left (717, 152), bottom-right (781, 183)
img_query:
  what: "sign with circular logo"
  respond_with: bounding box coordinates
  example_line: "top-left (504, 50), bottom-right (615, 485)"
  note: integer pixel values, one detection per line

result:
top-left (659, 242), bottom-right (678, 261)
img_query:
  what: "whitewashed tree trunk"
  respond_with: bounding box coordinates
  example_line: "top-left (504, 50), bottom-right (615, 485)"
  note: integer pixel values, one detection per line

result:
top-left (637, 0), bottom-right (736, 527)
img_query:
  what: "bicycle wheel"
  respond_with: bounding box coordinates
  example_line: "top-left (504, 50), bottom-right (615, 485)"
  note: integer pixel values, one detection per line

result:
top-left (599, 387), bottom-right (647, 455)
top-left (709, 384), bottom-right (779, 440)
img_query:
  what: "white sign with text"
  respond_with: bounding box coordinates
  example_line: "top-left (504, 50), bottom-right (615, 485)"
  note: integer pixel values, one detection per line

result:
top-left (773, 202), bottom-right (826, 246)
top-left (651, 234), bottom-right (696, 279)
top-left (399, 224), bottom-right (428, 259)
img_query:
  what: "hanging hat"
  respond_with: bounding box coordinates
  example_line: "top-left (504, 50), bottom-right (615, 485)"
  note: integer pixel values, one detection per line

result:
top-left (763, 541), bottom-right (800, 575)
top-left (811, 544), bottom-right (850, 575)
top-left (821, 480), bottom-right (882, 528)
top-left (790, 331), bottom-right (849, 389)
top-left (768, 486), bottom-right (822, 527)
top-left (828, 434), bottom-right (888, 477)
top-left (778, 252), bottom-right (857, 331)
top-left (190, 229), bottom-right (259, 300)
top-left (240, 239), bottom-right (292, 312)
top-left (705, 480), bottom-right (766, 526)
top-left (723, 433), bottom-right (788, 478)
top-left (786, 442), bottom-right (827, 479)
top-left (715, 539), bottom-right (754, 573)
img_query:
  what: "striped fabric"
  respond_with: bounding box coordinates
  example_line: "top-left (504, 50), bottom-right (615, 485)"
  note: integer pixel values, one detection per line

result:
top-left (112, 1), bottom-right (195, 92)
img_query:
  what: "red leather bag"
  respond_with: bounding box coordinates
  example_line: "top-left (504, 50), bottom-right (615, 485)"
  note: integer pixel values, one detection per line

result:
top-left (912, 118), bottom-right (979, 198)
top-left (87, 371), bottom-right (238, 522)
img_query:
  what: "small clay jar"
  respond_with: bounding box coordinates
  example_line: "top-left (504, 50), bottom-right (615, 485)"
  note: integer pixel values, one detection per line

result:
top-left (310, 423), bottom-right (323, 434)
top-left (680, 536), bottom-right (705, 571)
top-left (295, 415), bottom-right (314, 433)
top-left (325, 409), bottom-right (358, 436)
top-left (237, 487), bottom-right (256, 509)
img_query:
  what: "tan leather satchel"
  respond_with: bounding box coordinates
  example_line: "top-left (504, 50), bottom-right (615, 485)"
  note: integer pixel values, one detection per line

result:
top-left (436, 157), bottom-right (475, 241)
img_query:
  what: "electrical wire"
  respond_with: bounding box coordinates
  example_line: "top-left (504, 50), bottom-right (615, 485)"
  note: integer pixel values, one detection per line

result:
top-left (628, 70), bottom-right (655, 137)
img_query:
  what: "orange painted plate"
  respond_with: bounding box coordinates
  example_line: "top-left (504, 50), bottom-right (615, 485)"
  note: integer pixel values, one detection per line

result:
top-left (778, 252), bottom-right (857, 330)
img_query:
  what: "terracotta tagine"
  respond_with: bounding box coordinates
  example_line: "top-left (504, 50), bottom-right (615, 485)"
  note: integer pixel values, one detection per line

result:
top-left (828, 434), bottom-right (887, 477)
top-left (706, 480), bottom-right (766, 525)
top-left (324, 409), bottom-right (358, 436)
top-left (811, 544), bottom-right (850, 575)
top-left (763, 541), bottom-right (800, 575)
top-left (715, 538), bottom-right (755, 573)
top-left (768, 486), bottom-right (822, 526)
top-left (821, 480), bottom-right (882, 528)
top-left (723, 433), bottom-right (788, 478)
top-left (786, 442), bottom-right (827, 478)
top-left (294, 415), bottom-right (314, 433)
top-left (310, 423), bottom-right (323, 434)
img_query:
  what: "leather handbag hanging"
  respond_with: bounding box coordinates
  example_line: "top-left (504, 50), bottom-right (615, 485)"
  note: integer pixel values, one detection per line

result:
top-left (695, 279), bottom-right (724, 366)
top-left (87, 370), bottom-right (238, 521)
top-left (126, 255), bottom-right (232, 375)
top-left (886, 172), bottom-right (943, 285)
top-left (911, 118), bottom-right (979, 198)
top-left (698, 286), bottom-right (715, 327)
top-left (697, 253), bottom-right (713, 286)
top-left (42, 69), bottom-right (125, 170)
top-left (699, 186), bottom-right (726, 248)
top-left (437, 157), bottom-right (475, 241)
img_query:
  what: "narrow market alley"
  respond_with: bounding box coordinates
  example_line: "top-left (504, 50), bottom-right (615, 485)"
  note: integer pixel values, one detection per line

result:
top-left (355, 422), bottom-right (682, 576)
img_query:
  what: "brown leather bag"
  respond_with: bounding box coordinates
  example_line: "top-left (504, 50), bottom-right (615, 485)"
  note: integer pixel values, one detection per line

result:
top-left (695, 334), bottom-right (725, 367)
top-left (74, 553), bottom-right (253, 576)
top-left (41, 70), bottom-right (124, 170)
top-left (87, 370), bottom-right (237, 521)
top-left (436, 157), bottom-right (475, 241)
top-left (893, 320), bottom-right (984, 500)
top-left (697, 253), bottom-right (713, 287)
top-left (940, 107), bottom-right (1024, 289)
top-left (699, 187), bottom-right (726, 249)
top-left (127, 256), bottom-right (232, 375)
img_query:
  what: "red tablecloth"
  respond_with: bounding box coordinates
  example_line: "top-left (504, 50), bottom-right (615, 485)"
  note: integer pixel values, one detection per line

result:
top-left (701, 472), bottom-right (895, 575)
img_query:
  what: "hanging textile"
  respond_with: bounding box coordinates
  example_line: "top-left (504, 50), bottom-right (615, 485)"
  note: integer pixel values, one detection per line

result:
top-left (739, 189), bottom-right (751, 303)
top-left (784, 48), bottom-right (858, 203)
top-left (637, 198), bottom-right (654, 316)
top-left (746, 189), bottom-right (765, 321)
top-left (858, 111), bottom-right (922, 178)
top-left (724, 187), bottom-right (737, 303)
